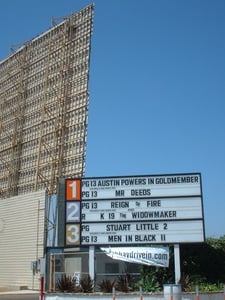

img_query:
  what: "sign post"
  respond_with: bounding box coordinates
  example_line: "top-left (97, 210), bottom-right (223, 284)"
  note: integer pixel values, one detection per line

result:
top-left (89, 246), bottom-right (95, 281)
top-left (174, 244), bottom-right (181, 284)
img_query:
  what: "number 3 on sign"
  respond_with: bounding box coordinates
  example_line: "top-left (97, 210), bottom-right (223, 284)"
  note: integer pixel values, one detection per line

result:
top-left (66, 179), bottom-right (81, 200)
top-left (66, 224), bottom-right (80, 245)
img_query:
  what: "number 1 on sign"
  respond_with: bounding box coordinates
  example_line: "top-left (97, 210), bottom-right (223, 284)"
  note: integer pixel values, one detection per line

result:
top-left (70, 181), bottom-right (77, 198)
top-left (66, 179), bottom-right (81, 200)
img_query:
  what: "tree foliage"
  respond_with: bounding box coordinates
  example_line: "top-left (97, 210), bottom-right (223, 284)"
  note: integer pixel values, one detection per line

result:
top-left (180, 235), bottom-right (225, 283)
top-left (140, 235), bottom-right (225, 291)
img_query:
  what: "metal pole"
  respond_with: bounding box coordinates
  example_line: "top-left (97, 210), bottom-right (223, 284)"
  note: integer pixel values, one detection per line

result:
top-left (49, 254), bottom-right (54, 292)
top-left (170, 285), bottom-right (173, 300)
top-left (112, 285), bottom-right (116, 300)
top-left (40, 276), bottom-right (44, 300)
top-left (196, 285), bottom-right (200, 300)
top-left (139, 286), bottom-right (143, 300)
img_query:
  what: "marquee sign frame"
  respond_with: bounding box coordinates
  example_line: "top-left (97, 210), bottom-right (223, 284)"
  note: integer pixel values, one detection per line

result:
top-left (57, 173), bottom-right (205, 247)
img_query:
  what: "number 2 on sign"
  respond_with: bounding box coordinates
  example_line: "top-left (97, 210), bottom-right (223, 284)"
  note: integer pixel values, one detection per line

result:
top-left (66, 179), bottom-right (81, 200)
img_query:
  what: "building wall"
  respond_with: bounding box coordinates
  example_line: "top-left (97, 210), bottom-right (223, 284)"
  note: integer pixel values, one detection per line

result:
top-left (0, 190), bottom-right (45, 289)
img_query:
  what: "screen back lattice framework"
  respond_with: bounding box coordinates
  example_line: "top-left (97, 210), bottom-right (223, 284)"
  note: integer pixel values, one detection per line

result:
top-left (0, 4), bottom-right (94, 200)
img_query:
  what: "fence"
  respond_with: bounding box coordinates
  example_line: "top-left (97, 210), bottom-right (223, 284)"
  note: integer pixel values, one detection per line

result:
top-left (44, 291), bottom-right (224, 300)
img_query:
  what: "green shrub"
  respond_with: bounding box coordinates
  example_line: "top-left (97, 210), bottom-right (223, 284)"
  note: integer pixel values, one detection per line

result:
top-left (189, 282), bottom-right (224, 292)
top-left (138, 275), bottom-right (160, 293)
top-left (200, 282), bottom-right (224, 292)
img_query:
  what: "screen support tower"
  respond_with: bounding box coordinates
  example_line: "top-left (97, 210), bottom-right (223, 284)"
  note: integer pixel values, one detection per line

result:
top-left (0, 4), bottom-right (94, 247)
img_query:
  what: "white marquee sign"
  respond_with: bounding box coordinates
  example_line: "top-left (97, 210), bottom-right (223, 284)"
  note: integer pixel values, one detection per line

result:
top-left (63, 173), bottom-right (205, 246)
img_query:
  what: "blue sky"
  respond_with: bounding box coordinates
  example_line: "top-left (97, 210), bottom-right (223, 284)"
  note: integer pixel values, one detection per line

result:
top-left (1, 0), bottom-right (225, 238)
